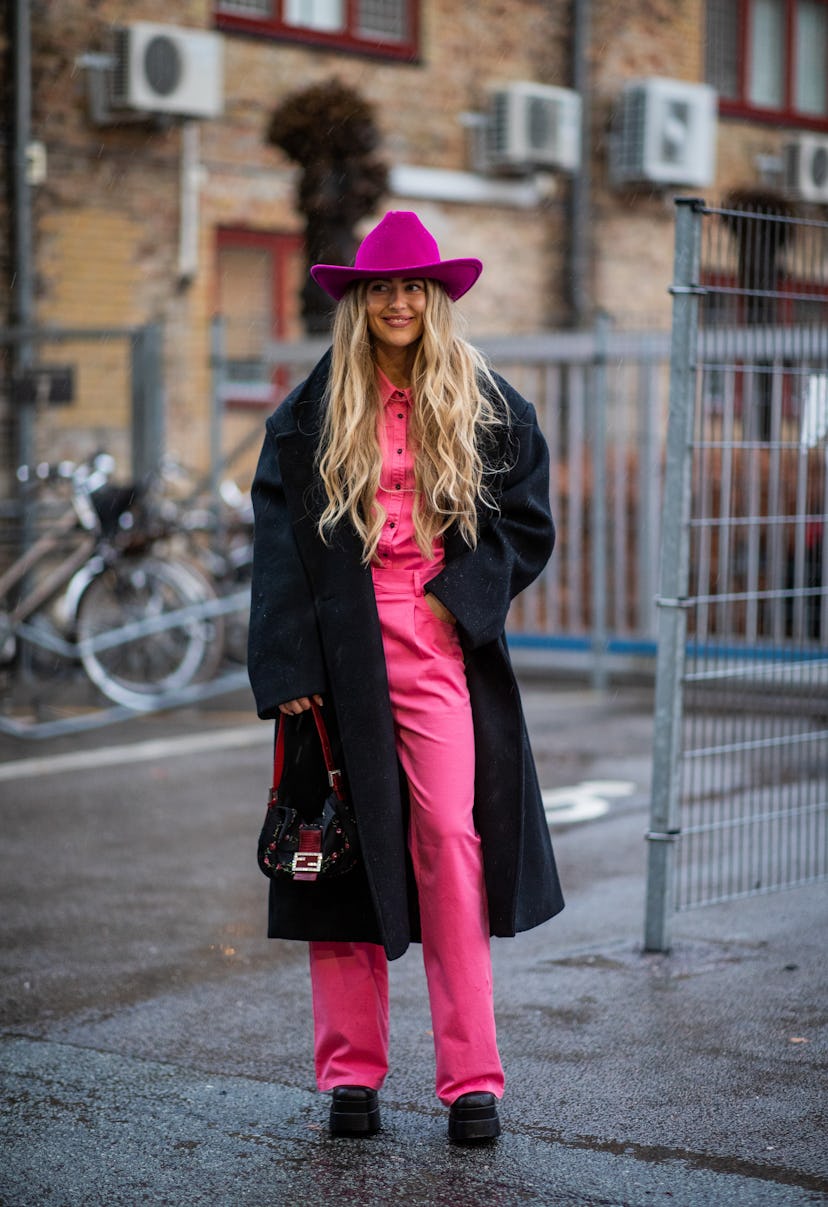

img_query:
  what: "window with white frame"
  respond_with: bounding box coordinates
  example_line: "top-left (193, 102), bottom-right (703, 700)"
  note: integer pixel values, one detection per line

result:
top-left (215, 0), bottom-right (417, 59)
top-left (706, 0), bottom-right (828, 125)
top-left (284, 0), bottom-right (344, 33)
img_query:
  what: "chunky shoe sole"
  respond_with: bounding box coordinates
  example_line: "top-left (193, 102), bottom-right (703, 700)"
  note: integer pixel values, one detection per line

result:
top-left (329, 1086), bottom-right (381, 1136)
top-left (448, 1092), bottom-right (501, 1143)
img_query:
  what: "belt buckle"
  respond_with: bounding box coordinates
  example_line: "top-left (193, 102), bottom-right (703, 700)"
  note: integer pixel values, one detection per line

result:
top-left (293, 850), bottom-right (323, 875)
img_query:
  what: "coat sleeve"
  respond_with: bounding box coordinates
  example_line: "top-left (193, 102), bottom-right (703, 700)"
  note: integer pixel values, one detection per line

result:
top-left (247, 418), bottom-right (328, 719)
top-left (424, 390), bottom-right (554, 650)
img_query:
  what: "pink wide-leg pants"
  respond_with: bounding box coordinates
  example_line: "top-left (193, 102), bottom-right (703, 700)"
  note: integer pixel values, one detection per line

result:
top-left (309, 567), bottom-right (505, 1105)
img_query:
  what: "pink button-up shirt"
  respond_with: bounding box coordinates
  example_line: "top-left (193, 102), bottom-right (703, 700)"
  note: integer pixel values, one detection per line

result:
top-left (374, 369), bottom-right (444, 573)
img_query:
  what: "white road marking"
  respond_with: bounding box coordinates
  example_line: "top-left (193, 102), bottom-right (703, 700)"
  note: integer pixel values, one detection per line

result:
top-left (542, 780), bottom-right (636, 826)
top-left (0, 724), bottom-right (269, 783)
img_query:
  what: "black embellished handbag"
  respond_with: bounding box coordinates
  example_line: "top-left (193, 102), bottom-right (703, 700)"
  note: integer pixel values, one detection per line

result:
top-left (257, 702), bottom-right (359, 882)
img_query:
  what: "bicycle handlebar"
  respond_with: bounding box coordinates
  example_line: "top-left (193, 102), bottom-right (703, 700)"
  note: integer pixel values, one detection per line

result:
top-left (16, 454), bottom-right (120, 533)
top-left (16, 452), bottom-right (116, 491)
top-left (15, 452), bottom-right (252, 542)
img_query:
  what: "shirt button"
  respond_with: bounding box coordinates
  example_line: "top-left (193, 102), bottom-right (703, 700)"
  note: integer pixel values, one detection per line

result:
top-left (389, 522), bottom-right (396, 529)
top-left (397, 448), bottom-right (403, 455)
top-left (395, 484), bottom-right (401, 490)
top-left (397, 413), bottom-right (404, 419)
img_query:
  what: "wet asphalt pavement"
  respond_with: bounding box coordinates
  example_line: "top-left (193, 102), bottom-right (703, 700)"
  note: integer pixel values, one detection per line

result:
top-left (0, 682), bottom-right (826, 1206)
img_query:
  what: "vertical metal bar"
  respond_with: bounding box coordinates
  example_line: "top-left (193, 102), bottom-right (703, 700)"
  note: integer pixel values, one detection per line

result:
top-left (638, 361), bottom-right (659, 636)
top-left (568, 366), bottom-right (585, 636)
top-left (745, 371), bottom-right (763, 642)
top-left (767, 365), bottom-right (784, 642)
top-left (644, 198), bottom-right (704, 953)
top-left (792, 447), bottom-right (809, 640)
top-left (694, 400), bottom-right (712, 642)
top-left (12, 0), bottom-right (35, 537)
top-left (130, 323), bottom-right (164, 480)
top-left (130, 327), bottom-right (146, 481)
top-left (544, 364), bottom-right (562, 635)
top-left (612, 380), bottom-right (625, 634)
top-left (590, 312), bottom-right (610, 690)
top-left (717, 369), bottom-right (736, 637)
top-left (693, 257), bottom-right (711, 909)
top-left (209, 315), bottom-right (227, 518)
top-left (528, 364), bottom-right (547, 632)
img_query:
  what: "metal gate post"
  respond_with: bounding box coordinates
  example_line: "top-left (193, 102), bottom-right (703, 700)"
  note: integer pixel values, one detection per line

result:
top-left (643, 198), bottom-right (704, 953)
top-left (131, 322), bottom-right (164, 480)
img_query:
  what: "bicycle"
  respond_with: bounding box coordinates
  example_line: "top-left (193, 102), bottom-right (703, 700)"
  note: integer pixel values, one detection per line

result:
top-left (137, 458), bottom-right (253, 666)
top-left (0, 455), bottom-right (224, 713)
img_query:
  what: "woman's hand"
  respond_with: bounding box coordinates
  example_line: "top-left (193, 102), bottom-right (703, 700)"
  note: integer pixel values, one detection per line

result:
top-left (278, 694), bottom-right (324, 715)
top-left (425, 593), bottom-right (457, 625)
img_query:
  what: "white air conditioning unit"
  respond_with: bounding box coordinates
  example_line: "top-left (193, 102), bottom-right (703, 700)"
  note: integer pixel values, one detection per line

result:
top-left (110, 23), bottom-right (223, 119)
top-left (611, 78), bottom-right (716, 187)
top-left (784, 135), bottom-right (828, 203)
top-left (487, 83), bottom-right (582, 173)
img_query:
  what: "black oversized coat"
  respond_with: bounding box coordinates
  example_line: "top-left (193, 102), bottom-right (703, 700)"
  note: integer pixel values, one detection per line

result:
top-left (247, 351), bottom-right (564, 960)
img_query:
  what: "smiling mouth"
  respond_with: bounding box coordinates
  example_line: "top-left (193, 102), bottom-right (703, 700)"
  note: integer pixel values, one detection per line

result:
top-left (384, 316), bottom-right (413, 326)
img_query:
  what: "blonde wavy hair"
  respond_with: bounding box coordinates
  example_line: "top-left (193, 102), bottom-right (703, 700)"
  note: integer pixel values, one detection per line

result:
top-left (317, 280), bottom-right (508, 565)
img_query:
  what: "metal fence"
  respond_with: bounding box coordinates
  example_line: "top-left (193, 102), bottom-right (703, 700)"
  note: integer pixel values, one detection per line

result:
top-left (0, 322), bottom-right (249, 741)
top-left (0, 321), bottom-right (164, 565)
top-left (475, 324), bottom-right (671, 686)
top-left (2, 311), bottom-right (675, 736)
top-left (645, 199), bottom-right (828, 951)
top-left (216, 317), bottom-right (674, 684)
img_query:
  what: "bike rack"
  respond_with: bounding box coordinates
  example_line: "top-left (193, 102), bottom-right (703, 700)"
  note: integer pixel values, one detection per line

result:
top-left (0, 589), bottom-right (253, 740)
top-left (0, 668), bottom-right (253, 739)
top-left (75, 588), bottom-right (249, 655)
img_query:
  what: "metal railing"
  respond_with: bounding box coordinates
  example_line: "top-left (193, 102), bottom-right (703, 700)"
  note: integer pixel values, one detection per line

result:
top-left (214, 315), bottom-right (674, 686)
top-left (2, 315), bottom-right (677, 737)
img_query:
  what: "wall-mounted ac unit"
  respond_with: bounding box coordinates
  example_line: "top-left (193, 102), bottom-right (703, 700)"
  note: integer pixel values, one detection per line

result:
top-left (487, 83), bottom-right (581, 173)
top-left (610, 78), bottom-right (716, 187)
top-left (784, 135), bottom-right (828, 203)
top-left (110, 23), bottom-right (223, 119)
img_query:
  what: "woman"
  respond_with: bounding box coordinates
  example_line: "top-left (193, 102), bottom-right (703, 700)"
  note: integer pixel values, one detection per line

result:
top-left (248, 211), bottom-right (564, 1143)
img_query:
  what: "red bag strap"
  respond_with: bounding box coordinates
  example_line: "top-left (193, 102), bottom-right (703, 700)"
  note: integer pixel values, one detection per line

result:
top-left (272, 702), bottom-right (344, 801)
top-left (272, 712), bottom-right (287, 790)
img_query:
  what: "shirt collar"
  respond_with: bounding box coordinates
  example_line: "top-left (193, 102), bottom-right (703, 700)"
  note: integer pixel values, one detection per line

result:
top-left (376, 367), bottom-right (412, 408)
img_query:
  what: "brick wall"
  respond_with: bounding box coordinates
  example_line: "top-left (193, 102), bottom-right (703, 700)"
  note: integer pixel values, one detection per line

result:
top-left (17, 0), bottom-right (573, 476)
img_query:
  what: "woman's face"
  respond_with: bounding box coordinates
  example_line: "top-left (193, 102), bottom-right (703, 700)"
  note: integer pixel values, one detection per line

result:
top-left (365, 277), bottom-right (427, 355)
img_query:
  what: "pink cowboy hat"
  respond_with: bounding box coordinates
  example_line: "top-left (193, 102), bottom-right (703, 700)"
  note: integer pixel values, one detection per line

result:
top-left (310, 211), bottom-right (483, 302)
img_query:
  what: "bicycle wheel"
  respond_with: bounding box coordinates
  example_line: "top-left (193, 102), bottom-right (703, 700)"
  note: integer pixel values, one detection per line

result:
top-left (221, 547), bottom-right (252, 665)
top-left (158, 554), bottom-right (226, 683)
top-left (76, 557), bottom-right (217, 710)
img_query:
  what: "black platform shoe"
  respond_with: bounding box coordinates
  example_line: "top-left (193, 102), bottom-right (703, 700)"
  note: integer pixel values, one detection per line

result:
top-left (447, 1092), bottom-right (501, 1143)
top-left (329, 1085), bottom-right (381, 1136)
